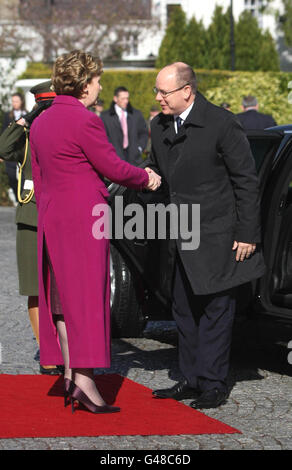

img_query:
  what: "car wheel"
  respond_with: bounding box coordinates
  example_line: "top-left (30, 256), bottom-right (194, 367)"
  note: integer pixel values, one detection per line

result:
top-left (110, 244), bottom-right (146, 338)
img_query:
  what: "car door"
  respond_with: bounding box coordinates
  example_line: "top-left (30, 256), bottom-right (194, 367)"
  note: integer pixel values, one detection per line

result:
top-left (107, 180), bottom-right (172, 337)
top-left (251, 126), bottom-right (292, 322)
top-left (108, 180), bottom-right (172, 310)
top-left (235, 128), bottom-right (284, 314)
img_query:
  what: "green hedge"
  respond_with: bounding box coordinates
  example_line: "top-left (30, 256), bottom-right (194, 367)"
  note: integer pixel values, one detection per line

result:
top-left (19, 62), bottom-right (53, 79)
top-left (202, 70), bottom-right (292, 125)
top-left (95, 69), bottom-right (232, 117)
top-left (1, 65), bottom-right (292, 205)
top-left (98, 70), bottom-right (158, 118)
top-left (100, 69), bottom-right (292, 124)
top-left (17, 63), bottom-right (292, 123)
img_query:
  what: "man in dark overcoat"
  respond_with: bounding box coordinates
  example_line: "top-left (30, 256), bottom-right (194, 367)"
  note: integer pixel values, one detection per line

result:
top-left (236, 95), bottom-right (276, 130)
top-left (149, 63), bottom-right (265, 409)
top-left (100, 86), bottom-right (148, 166)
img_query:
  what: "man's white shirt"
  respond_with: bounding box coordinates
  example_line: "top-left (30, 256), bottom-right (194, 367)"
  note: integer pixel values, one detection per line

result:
top-left (174, 101), bottom-right (194, 133)
top-left (115, 104), bottom-right (128, 120)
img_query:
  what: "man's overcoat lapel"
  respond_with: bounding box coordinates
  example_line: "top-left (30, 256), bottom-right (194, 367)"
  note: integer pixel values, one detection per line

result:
top-left (159, 92), bottom-right (208, 175)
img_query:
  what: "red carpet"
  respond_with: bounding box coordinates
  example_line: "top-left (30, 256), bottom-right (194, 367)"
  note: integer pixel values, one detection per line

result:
top-left (0, 374), bottom-right (240, 438)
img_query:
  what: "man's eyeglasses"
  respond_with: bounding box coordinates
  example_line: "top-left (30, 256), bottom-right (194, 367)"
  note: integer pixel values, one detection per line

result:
top-left (153, 83), bottom-right (190, 97)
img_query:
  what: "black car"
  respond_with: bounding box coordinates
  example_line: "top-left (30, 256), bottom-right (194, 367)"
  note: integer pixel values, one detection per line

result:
top-left (106, 125), bottom-right (292, 338)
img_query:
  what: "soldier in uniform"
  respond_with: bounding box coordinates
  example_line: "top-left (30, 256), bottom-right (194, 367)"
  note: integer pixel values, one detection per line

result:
top-left (0, 81), bottom-right (61, 374)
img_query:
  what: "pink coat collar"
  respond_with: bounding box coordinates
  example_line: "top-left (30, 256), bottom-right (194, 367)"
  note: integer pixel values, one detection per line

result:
top-left (53, 95), bottom-right (85, 107)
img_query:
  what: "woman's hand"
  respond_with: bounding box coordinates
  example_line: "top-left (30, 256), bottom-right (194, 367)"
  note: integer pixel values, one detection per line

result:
top-left (145, 167), bottom-right (161, 191)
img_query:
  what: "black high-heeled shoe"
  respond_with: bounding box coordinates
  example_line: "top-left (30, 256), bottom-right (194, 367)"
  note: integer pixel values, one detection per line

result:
top-left (63, 378), bottom-right (74, 408)
top-left (70, 383), bottom-right (120, 414)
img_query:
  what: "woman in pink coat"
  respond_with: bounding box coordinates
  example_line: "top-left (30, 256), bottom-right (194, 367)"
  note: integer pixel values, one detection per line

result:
top-left (30, 50), bottom-right (160, 414)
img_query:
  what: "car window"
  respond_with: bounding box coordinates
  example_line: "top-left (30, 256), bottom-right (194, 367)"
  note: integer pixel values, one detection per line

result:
top-left (247, 131), bottom-right (283, 174)
top-left (249, 139), bottom-right (275, 173)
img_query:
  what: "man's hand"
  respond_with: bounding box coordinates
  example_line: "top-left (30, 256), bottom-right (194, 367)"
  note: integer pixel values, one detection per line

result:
top-left (232, 241), bottom-right (256, 261)
top-left (22, 99), bottom-right (53, 126)
top-left (145, 167), bottom-right (161, 191)
top-left (16, 118), bottom-right (27, 127)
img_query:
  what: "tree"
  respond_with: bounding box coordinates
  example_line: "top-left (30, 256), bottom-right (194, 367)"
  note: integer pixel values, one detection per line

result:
top-left (281, 0), bottom-right (292, 47)
top-left (156, 6), bottom-right (187, 68)
top-left (0, 0), bottom-right (25, 57)
top-left (0, 55), bottom-right (20, 111)
top-left (258, 31), bottom-right (280, 71)
top-left (205, 5), bottom-right (231, 70)
top-left (18, 0), bottom-right (153, 63)
top-left (0, 1), bottom-right (26, 111)
top-left (182, 17), bottom-right (207, 69)
top-left (235, 11), bottom-right (279, 71)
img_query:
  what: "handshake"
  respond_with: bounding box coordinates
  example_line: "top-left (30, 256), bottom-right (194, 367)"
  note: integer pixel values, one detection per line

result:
top-left (145, 167), bottom-right (161, 191)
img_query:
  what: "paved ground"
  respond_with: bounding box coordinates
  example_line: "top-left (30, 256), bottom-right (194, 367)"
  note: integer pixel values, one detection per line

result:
top-left (0, 206), bottom-right (292, 450)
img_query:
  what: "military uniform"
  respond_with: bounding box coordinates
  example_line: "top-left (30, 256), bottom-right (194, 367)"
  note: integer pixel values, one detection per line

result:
top-left (0, 81), bottom-right (62, 375)
top-left (0, 81), bottom-right (56, 296)
top-left (0, 122), bottom-right (38, 294)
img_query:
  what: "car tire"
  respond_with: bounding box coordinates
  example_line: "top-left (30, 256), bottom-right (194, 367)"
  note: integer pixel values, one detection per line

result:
top-left (110, 244), bottom-right (146, 338)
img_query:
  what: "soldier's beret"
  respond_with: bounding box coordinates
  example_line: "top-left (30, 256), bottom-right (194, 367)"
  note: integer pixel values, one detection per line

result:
top-left (30, 80), bottom-right (56, 102)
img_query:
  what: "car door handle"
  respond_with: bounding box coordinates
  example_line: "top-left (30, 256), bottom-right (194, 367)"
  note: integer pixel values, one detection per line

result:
top-left (134, 240), bottom-right (148, 246)
top-left (278, 196), bottom-right (286, 216)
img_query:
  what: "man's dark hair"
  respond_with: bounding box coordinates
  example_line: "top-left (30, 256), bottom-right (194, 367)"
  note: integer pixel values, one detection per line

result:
top-left (114, 86), bottom-right (129, 97)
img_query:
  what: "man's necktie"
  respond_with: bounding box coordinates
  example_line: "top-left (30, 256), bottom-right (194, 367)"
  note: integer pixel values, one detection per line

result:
top-left (120, 110), bottom-right (129, 149)
top-left (176, 116), bottom-right (183, 132)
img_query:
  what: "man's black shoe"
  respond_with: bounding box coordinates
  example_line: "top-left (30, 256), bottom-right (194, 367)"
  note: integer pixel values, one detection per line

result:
top-left (190, 388), bottom-right (228, 409)
top-left (152, 379), bottom-right (201, 400)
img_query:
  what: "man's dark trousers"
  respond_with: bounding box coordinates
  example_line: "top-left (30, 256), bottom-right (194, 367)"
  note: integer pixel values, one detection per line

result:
top-left (172, 254), bottom-right (236, 393)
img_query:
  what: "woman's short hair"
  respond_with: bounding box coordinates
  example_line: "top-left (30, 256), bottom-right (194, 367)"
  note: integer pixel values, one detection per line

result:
top-left (52, 50), bottom-right (103, 98)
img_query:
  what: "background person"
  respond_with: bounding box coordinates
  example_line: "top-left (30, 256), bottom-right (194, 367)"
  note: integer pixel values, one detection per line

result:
top-left (236, 95), bottom-right (277, 130)
top-left (0, 81), bottom-right (60, 375)
top-left (1, 93), bottom-right (27, 202)
top-left (30, 50), bottom-right (160, 414)
top-left (148, 62), bottom-right (265, 409)
top-left (101, 86), bottom-right (148, 166)
top-left (88, 98), bottom-right (104, 116)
